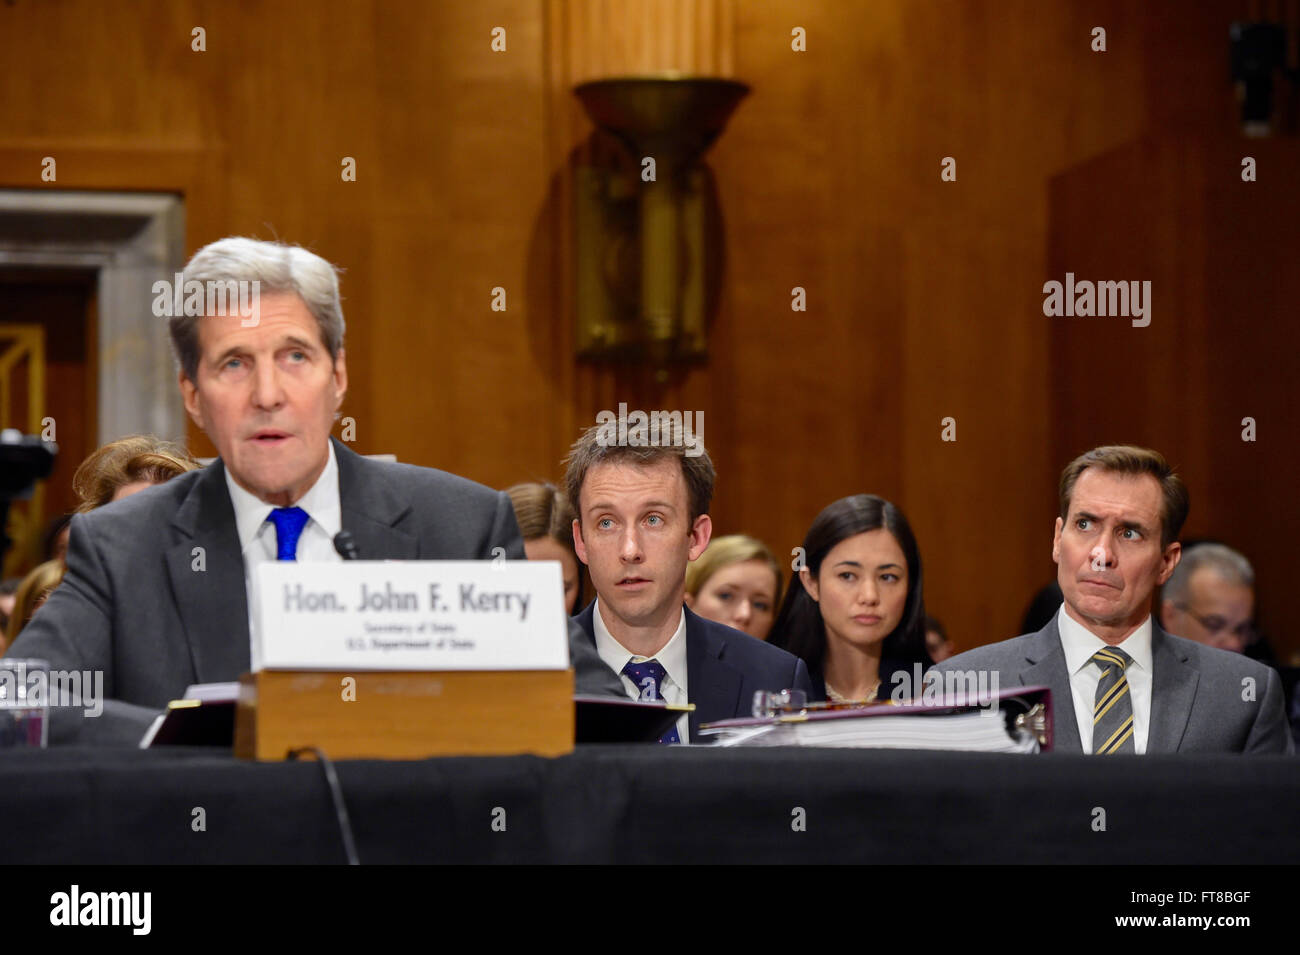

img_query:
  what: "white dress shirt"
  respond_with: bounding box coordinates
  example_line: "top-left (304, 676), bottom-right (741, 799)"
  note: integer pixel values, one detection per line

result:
top-left (591, 597), bottom-right (690, 743)
top-left (1056, 603), bottom-right (1153, 754)
top-left (225, 442), bottom-right (343, 661)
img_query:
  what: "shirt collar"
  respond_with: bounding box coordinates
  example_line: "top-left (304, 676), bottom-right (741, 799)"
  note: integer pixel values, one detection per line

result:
top-left (223, 440), bottom-right (341, 556)
top-left (1056, 602), bottom-right (1153, 675)
top-left (591, 597), bottom-right (687, 689)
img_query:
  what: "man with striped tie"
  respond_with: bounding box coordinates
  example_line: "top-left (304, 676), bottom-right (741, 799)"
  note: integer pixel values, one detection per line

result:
top-left (934, 445), bottom-right (1292, 754)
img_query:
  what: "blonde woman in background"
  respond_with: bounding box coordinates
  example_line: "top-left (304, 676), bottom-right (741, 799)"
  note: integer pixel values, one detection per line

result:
top-left (3, 559), bottom-right (65, 652)
top-left (684, 535), bottom-right (782, 641)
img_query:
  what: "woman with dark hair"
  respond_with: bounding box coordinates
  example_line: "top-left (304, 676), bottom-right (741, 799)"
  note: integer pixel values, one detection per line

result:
top-left (769, 494), bottom-right (931, 703)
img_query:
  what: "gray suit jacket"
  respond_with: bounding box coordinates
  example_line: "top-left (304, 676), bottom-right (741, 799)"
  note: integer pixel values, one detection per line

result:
top-left (8, 438), bottom-right (621, 743)
top-left (933, 613), bottom-right (1294, 754)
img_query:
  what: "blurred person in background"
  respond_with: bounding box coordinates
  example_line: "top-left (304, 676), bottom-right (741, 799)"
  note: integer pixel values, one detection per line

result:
top-left (924, 615), bottom-right (953, 663)
top-left (73, 434), bottom-right (201, 512)
top-left (1160, 542), bottom-right (1277, 664)
top-left (0, 577), bottom-right (22, 642)
top-left (685, 534), bottom-right (782, 641)
top-left (3, 559), bottom-right (65, 652)
top-left (506, 481), bottom-right (583, 614)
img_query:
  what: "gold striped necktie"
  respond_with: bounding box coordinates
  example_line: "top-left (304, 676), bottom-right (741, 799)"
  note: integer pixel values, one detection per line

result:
top-left (1092, 646), bottom-right (1135, 754)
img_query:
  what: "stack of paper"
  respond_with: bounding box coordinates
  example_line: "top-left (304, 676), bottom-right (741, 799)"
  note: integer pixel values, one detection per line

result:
top-left (698, 687), bottom-right (1051, 753)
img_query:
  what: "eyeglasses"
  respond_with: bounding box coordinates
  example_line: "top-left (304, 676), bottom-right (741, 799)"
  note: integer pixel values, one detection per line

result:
top-left (1173, 603), bottom-right (1255, 645)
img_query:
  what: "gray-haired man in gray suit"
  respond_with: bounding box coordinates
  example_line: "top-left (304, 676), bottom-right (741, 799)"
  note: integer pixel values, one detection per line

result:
top-left (8, 238), bottom-right (621, 743)
top-left (934, 445), bottom-right (1291, 754)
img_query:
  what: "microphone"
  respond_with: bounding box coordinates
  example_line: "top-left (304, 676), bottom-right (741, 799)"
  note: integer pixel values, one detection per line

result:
top-left (333, 530), bottom-right (360, 561)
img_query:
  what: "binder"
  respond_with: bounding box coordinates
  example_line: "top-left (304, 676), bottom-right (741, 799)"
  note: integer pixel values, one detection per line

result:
top-left (698, 685), bottom-right (1053, 751)
top-left (575, 695), bottom-right (693, 743)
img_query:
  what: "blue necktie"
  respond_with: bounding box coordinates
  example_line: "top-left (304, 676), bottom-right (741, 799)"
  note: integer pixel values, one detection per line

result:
top-left (267, 507), bottom-right (310, 561)
top-left (622, 658), bottom-right (681, 744)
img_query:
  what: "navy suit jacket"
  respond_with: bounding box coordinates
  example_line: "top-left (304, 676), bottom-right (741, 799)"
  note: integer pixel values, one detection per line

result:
top-left (572, 601), bottom-right (815, 739)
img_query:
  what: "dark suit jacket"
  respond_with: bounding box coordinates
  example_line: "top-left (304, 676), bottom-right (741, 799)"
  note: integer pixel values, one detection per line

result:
top-left (933, 613), bottom-right (1294, 754)
top-left (572, 601), bottom-right (815, 739)
top-left (9, 438), bottom-right (622, 743)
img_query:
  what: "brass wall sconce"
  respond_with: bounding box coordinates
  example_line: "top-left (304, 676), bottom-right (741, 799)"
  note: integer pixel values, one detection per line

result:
top-left (573, 75), bottom-right (750, 376)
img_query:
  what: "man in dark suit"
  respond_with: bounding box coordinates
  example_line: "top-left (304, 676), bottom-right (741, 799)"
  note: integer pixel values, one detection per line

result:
top-left (934, 445), bottom-right (1292, 754)
top-left (562, 416), bottom-right (814, 742)
top-left (8, 237), bottom-right (621, 743)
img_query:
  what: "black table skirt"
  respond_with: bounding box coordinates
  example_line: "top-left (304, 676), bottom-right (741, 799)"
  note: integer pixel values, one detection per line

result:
top-left (2, 746), bottom-right (1296, 864)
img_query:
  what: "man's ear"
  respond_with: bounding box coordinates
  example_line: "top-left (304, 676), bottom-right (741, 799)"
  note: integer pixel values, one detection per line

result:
top-left (1156, 541), bottom-right (1182, 586)
top-left (331, 347), bottom-right (348, 408)
top-left (571, 517), bottom-right (589, 567)
top-left (687, 514), bottom-right (712, 561)
top-left (799, 567), bottom-right (819, 602)
top-left (179, 369), bottom-right (204, 430)
top-left (1051, 517), bottom-right (1063, 564)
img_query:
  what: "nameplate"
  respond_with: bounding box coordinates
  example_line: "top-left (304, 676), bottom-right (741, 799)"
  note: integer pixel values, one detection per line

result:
top-left (251, 561), bottom-right (569, 671)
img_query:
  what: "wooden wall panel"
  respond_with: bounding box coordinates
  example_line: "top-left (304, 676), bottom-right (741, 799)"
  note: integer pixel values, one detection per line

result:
top-left (1, 0), bottom-right (1291, 658)
top-left (681, 0), bottom-right (1155, 649)
top-left (1050, 135), bottom-right (1300, 659)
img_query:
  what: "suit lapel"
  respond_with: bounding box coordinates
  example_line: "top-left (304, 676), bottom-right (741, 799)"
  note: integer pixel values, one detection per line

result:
top-left (167, 441), bottom-right (421, 684)
top-left (1019, 618), bottom-right (1083, 753)
top-left (334, 439), bottom-right (418, 559)
top-left (1147, 624), bottom-right (1197, 754)
top-left (573, 601), bottom-right (598, 646)
top-left (166, 459), bottom-right (251, 683)
top-left (685, 608), bottom-right (743, 738)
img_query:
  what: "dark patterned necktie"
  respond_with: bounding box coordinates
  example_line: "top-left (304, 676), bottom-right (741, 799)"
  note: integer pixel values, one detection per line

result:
top-left (621, 658), bottom-right (681, 744)
top-left (1092, 646), bottom-right (1135, 754)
